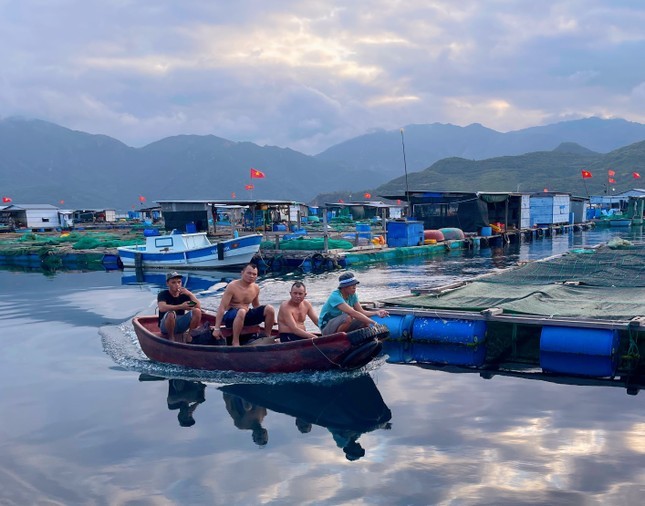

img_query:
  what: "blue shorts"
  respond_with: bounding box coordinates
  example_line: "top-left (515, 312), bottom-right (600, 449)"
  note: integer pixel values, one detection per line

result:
top-left (222, 306), bottom-right (266, 327)
top-left (160, 310), bottom-right (193, 335)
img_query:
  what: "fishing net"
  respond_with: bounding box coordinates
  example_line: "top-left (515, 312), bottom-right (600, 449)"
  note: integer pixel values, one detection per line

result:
top-left (383, 243), bottom-right (645, 320)
top-left (261, 237), bottom-right (354, 251)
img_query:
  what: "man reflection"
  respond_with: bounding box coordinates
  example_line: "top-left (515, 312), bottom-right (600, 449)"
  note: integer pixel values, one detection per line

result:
top-left (223, 393), bottom-right (269, 446)
top-left (296, 418), bottom-right (376, 461)
top-left (167, 379), bottom-right (206, 427)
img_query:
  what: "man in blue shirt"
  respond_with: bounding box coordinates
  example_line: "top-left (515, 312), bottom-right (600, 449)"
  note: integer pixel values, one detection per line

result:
top-left (319, 272), bottom-right (389, 335)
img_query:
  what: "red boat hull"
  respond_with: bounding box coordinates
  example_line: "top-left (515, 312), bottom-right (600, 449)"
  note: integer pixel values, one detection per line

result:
top-left (132, 313), bottom-right (388, 373)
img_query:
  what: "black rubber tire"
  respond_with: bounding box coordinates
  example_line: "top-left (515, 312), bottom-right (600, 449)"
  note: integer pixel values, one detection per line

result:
top-left (340, 340), bottom-right (382, 369)
top-left (346, 324), bottom-right (390, 345)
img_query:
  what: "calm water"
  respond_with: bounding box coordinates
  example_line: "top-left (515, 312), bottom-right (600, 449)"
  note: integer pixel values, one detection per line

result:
top-left (1, 227), bottom-right (644, 505)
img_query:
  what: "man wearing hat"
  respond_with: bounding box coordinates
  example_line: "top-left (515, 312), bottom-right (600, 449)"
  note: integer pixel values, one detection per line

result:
top-left (318, 272), bottom-right (388, 335)
top-left (157, 271), bottom-right (203, 342)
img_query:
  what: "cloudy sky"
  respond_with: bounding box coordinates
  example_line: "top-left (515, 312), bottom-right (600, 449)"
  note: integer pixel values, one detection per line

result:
top-left (2, 1), bottom-right (645, 154)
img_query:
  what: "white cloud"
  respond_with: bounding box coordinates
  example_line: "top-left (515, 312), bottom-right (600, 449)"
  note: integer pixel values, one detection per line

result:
top-left (1, 0), bottom-right (645, 153)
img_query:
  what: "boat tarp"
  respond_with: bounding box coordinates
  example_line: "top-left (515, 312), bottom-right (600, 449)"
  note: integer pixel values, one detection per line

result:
top-left (383, 244), bottom-right (645, 320)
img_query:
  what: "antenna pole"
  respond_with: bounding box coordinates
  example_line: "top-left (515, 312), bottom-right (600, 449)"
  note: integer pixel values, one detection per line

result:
top-left (400, 128), bottom-right (411, 217)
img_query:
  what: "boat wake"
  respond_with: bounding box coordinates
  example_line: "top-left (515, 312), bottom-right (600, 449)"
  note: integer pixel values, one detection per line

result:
top-left (99, 321), bottom-right (386, 385)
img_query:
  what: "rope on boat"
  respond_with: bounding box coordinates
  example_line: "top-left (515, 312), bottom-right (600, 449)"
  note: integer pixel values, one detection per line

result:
top-left (311, 337), bottom-right (342, 368)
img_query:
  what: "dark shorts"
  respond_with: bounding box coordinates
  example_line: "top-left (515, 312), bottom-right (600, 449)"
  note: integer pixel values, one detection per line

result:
top-left (279, 332), bottom-right (304, 343)
top-left (160, 310), bottom-right (193, 335)
top-left (223, 306), bottom-right (266, 327)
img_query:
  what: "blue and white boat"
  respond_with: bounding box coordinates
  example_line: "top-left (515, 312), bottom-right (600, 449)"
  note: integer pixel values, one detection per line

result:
top-left (117, 232), bottom-right (262, 269)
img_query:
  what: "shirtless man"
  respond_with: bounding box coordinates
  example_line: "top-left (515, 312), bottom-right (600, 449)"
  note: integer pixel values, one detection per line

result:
top-left (211, 263), bottom-right (276, 346)
top-left (277, 282), bottom-right (319, 342)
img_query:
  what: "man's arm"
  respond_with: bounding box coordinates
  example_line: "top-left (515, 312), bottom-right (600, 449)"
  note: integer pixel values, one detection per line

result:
top-left (339, 302), bottom-right (375, 326)
top-left (250, 285), bottom-right (261, 308)
top-left (158, 292), bottom-right (192, 313)
top-left (353, 301), bottom-right (388, 319)
top-left (306, 301), bottom-right (319, 328)
top-left (211, 289), bottom-right (234, 337)
top-left (282, 307), bottom-right (317, 339)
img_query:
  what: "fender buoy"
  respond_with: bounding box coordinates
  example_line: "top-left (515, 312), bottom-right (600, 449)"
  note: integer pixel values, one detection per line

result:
top-left (272, 257), bottom-right (284, 271)
top-left (340, 340), bottom-right (382, 369)
top-left (311, 253), bottom-right (324, 271)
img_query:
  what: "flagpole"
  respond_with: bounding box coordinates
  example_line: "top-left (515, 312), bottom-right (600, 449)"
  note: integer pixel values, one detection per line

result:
top-left (400, 128), bottom-right (410, 217)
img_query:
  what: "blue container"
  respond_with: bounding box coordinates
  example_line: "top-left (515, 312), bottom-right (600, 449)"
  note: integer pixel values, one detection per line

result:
top-left (386, 220), bottom-right (424, 247)
top-left (540, 326), bottom-right (619, 377)
top-left (480, 226), bottom-right (492, 236)
top-left (412, 317), bottom-right (487, 345)
top-left (143, 228), bottom-right (159, 237)
top-left (381, 340), bottom-right (414, 363)
top-left (372, 314), bottom-right (414, 340)
top-left (185, 222), bottom-right (197, 233)
top-left (356, 223), bottom-right (371, 239)
top-left (273, 223), bottom-right (287, 231)
top-left (411, 342), bottom-right (487, 367)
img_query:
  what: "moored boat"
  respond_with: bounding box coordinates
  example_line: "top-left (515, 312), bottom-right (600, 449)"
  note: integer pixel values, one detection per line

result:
top-left (117, 231), bottom-right (262, 269)
top-left (132, 312), bottom-right (389, 373)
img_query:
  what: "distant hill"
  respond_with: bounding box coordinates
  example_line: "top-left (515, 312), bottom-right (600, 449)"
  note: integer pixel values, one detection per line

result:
top-left (2, 116), bottom-right (645, 210)
top-left (315, 118), bottom-right (645, 180)
top-left (0, 118), bottom-right (377, 210)
top-left (371, 140), bottom-right (645, 198)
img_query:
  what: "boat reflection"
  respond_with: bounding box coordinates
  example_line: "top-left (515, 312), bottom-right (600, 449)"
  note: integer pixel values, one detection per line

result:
top-left (138, 373), bottom-right (391, 459)
top-left (220, 374), bottom-right (392, 460)
top-left (122, 269), bottom-right (236, 293)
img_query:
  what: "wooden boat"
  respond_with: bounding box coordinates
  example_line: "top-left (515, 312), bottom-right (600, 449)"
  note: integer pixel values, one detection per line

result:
top-left (117, 231), bottom-right (262, 269)
top-left (132, 312), bottom-right (389, 373)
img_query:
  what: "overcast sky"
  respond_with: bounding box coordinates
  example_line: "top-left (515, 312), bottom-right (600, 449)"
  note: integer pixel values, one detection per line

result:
top-left (2, 1), bottom-right (644, 154)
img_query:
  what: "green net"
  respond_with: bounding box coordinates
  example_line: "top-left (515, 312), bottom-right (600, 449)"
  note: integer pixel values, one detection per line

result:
top-left (383, 244), bottom-right (645, 320)
top-left (261, 237), bottom-right (354, 251)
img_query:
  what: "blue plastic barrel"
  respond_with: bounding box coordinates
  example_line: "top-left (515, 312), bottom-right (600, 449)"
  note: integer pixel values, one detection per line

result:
top-left (540, 326), bottom-right (619, 377)
top-left (356, 223), bottom-right (371, 238)
top-left (372, 314), bottom-right (414, 340)
top-left (273, 223), bottom-right (287, 231)
top-left (412, 317), bottom-right (487, 344)
top-left (411, 342), bottom-right (487, 367)
top-left (185, 222), bottom-right (197, 233)
top-left (381, 340), bottom-right (413, 363)
top-left (143, 228), bottom-right (159, 237)
top-left (480, 226), bottom-right (492, 236)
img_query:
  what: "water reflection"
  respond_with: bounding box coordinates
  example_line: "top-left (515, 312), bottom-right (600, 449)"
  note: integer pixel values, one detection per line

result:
top-left (384, 340), bottom-right (645, 396)
top-left (222, 392), bottom-right (269, 446)
top-left (122, 269), bottom-right (236, 294)
top-left (167, 379), bottom-right (207, 427)
top-left (220, 374), bottom-right (392, 460)
top-left (137, 373), bottom-right (392, 459)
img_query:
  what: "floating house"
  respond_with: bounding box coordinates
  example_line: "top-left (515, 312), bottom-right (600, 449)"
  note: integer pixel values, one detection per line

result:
top-left (156, 199), bottom-right (308, 234)
top-left (381, 191), bottom-right (530, 233)
top-left (324, 201), bottom-right (404, 222)
top-left (0, 204), bottom-right (73, 231)
top-left (73, 209), bottom-right (117, 223)
top-left (529, 192), bottom-right (571, 226)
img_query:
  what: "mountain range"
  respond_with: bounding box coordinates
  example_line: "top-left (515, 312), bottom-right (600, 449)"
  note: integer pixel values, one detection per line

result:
top-left (1, 116), bottom-right (644, 210)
